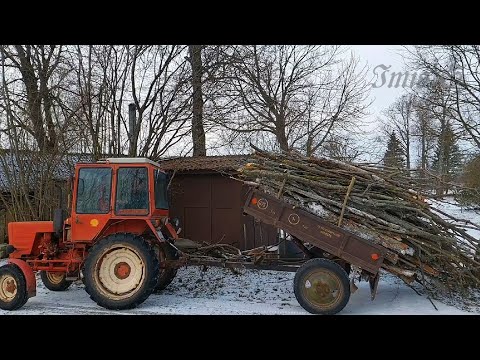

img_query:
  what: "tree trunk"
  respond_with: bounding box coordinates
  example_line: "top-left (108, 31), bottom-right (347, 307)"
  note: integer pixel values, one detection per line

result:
top-left (405, 132), bottom-right (410, 170)
top-left (14, 45), bottom-right (48, 151)
top-left (189, 45), bottom-right (206, 156)
top-left (276, 117), bottom-right (289, 152)
top-left (306, 136), bottom-right (314, 157)
top-left (436, 116), bottom-right (447, 197)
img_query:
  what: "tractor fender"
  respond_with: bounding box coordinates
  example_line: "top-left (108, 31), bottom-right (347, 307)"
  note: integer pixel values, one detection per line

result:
top-left (7, 259), bottom-right (36, 298)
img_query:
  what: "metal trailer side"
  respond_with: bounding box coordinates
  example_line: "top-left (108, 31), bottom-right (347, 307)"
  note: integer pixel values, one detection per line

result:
top-left (242, 189), bottom-right (387, 276)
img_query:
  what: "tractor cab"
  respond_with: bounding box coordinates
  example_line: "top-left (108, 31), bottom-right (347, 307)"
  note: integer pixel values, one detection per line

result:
top-left (65, 158), bottom-right (174, 243)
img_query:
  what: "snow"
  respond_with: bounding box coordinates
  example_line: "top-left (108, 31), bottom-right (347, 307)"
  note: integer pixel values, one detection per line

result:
top-left (0, 266), bottom-right (476, 315)
top-left (428, 197), bottom-right (480, 241)
top-left (307, 203), bottom-right (328, 217)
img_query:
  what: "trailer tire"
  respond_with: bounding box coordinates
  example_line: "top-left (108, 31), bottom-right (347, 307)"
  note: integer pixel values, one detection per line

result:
top-left (40, 271), bottom-right (72, 291)
top-left (294, 258), bottom-right (350, 315)
top-left (155, 243), bottom-right (178, 292)
top-left (83, 233), bottom-right (159, 310)
top-left (0, 264), bottom-right (29, 311)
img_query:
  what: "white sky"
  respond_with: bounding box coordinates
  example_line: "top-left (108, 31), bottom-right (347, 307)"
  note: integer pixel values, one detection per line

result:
top-left (349, 45), bottom-right (408, 125)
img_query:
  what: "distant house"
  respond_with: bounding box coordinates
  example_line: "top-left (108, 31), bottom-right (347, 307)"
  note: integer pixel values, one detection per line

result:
top-left (159, 155), bottom-right (278, 250)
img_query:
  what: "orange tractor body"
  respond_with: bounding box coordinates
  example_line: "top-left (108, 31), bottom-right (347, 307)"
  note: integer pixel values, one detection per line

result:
top-left (0, 158), bottom-right (180, 311)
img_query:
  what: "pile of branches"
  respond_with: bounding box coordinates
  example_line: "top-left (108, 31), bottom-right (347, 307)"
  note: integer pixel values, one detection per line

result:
top-left (182, 242), bottom-right (247, 262)
top-left (238, 147), bottom-right (480, 294)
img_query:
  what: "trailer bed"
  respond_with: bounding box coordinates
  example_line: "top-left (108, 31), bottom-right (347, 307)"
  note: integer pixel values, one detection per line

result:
top-left (242, 189), bottom-right (387, 275)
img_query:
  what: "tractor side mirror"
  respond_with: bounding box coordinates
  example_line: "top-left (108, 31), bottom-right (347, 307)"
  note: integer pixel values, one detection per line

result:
top-left (78, 178), bottom-right (85, 196)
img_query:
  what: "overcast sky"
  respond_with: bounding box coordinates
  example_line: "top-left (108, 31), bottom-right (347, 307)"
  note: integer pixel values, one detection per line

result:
top-left (350, 45), bottom-right (408, 125)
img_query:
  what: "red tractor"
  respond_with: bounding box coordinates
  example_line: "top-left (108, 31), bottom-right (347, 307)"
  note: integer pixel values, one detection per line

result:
top-left (0, 158), bottom-right (181, 311)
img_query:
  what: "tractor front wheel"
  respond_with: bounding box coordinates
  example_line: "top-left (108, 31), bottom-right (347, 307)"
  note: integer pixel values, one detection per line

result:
top-left (40, 271), bottom-right (72, 291)
top-left (83, 233), bottom-right (159, 310)
top-left (0, 264), bottom-right (28, 311)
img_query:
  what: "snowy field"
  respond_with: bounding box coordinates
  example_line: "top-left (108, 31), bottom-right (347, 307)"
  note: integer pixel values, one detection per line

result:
top-left (1, 198), bottom-right (479, 315)
top-left (0, 266), bottom-right (477, 315)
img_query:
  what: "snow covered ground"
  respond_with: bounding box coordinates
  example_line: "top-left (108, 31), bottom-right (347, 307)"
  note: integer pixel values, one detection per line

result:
top-left (429, 197), bottom-right (480, 241)
top-left (0, 266), bottom-right (477, 315)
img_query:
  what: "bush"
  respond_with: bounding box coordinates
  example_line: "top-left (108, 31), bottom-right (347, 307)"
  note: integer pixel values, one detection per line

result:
top-left (456, 154), bottom-right (480, 207)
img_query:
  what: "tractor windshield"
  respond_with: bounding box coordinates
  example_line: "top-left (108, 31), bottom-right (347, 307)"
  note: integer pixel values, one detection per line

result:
top-left (154, 169), bottom-right (169, 209)
top-left (76, 168), bottom-right (112, 214)
top-left (115, 167), bottom-right (149, 215)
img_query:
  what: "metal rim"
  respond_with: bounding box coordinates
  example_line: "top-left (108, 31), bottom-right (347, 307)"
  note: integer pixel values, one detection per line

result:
top-left (0, 274), bottom-right (17, 302)
top-left (300, 269), bottom-right (343, 310)
top-left (94, 245), bottom-right (145, 301)
top-left (46, 272), bottom-right (66, 285)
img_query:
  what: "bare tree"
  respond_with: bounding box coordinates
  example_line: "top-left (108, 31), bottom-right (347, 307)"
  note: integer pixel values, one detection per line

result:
top-left (320, 133), bottom-right (364, 162)
top-left (217, 45), bottom-right (370, 154)
top-left (188, 45), bottom-right (206, 156)
top-left (380, 94), bottom-right (415, 169)
top-left (125, 45), bottom-right (191, 159)
top-left (412, 99), bottom-right (436, 171)
top-left (0, 45), bottom-right (69, 152)
top-left (407, 45), bottom-right (480, 150)
top-left (0, 47), bottom-right (70, 225)
top-left (299, 55), bottom-right (371, 156)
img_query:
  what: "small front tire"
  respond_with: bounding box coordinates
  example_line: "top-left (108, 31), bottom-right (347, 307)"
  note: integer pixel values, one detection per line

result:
top-left (40, 271), bottom-right (72, 291)
top-left (0, 264), bottom-right (28, 311)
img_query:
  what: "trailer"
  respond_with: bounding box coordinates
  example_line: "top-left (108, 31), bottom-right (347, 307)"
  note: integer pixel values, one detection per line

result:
top-left (182, 188), bottom-right (388, 315)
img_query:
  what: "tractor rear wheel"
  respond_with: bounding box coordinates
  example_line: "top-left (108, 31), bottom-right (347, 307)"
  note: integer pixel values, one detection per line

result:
top-left (40, 271), bottom-right (72, 291)
top-left (83, 233), bottom-right (159, 310)
top-left (294, 258), bottom-right (350, 315)
top-left (155, 243), bottom-right (178, 292)
top-left (0, 264), bottom-right (28, 311)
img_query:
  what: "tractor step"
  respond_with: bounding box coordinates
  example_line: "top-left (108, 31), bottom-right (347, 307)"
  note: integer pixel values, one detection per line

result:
top-left (174, 238), bottom-right (202, 251)
top-left (65, 276), bottom-right (79, 281)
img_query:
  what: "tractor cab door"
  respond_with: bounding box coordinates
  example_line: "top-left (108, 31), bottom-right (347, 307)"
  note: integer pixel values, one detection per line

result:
top-left (71, 167), bottom-right (113, 241)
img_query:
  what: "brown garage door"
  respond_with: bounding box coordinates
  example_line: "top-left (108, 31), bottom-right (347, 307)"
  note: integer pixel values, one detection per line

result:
top-left (169, 173), bottom-right (277, 250)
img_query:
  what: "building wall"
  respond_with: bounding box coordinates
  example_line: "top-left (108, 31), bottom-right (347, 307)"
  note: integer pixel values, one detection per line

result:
top-left (169, 173), bottom-right (277, 250)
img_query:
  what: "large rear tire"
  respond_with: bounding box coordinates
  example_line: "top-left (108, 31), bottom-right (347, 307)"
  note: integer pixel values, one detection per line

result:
top-left (40, 271), bottom-right (72, 291)
top-left (155, 243), bottom-right (178, 292)
top-left (0, 264), bottom-right (28, 311)
top-left (83, 233), bottom-right (159, 310)
top-left (294, 258), bottom-right (350, 315)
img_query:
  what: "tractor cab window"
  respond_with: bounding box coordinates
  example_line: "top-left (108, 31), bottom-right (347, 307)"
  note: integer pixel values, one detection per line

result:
top-left (154, 169), bottom-right (169, 209)
top-left (115, 167), bottom-right (149, 215)
top-left (76, 168), bottom-right (112, 214)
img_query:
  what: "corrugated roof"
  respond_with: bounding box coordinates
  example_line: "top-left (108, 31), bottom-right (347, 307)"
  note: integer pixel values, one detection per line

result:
top-left (158, 155), bottom-right (249, 173)
top-left (0, 151), bottom-right (94, 191)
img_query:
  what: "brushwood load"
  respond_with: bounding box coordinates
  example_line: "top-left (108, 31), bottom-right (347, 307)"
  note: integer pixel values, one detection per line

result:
top-left (237, 146), bottom-right (480, 295)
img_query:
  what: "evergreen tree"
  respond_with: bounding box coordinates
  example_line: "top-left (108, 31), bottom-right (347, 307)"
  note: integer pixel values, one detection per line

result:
top-left (383, 132), bottom-right (406, 168)
top-left (457, 154), bottom-right (480, 206)
top-left (432, 122), bottom-right (463, 195)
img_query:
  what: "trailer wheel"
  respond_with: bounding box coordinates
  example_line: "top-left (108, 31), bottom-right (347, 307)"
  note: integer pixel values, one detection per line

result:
top-left (0, 264), bottom-right (28, 311)
top-left (155, 243), bottom-right (178, 292)
top-left (83, 233), bottom-right (159, 310)
top-left (294, 258), bottom-right (350, 315)
top-left (40, 271), bottom-right (72, 291)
